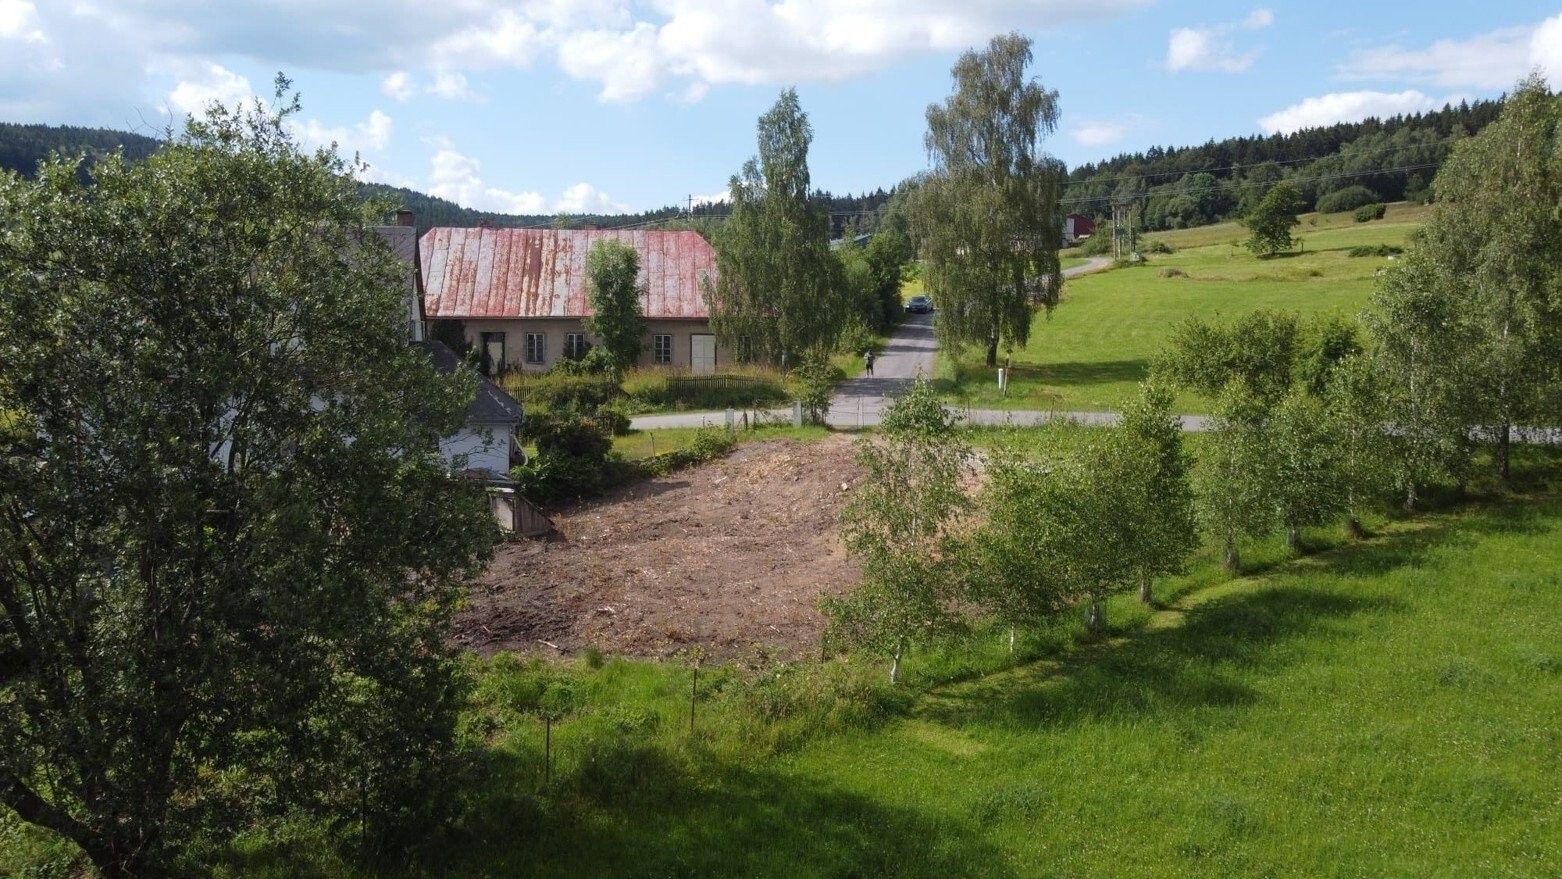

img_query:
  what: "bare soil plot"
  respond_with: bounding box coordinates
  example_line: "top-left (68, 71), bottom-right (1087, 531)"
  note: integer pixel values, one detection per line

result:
top-left (455, 436), bottom-right (862, 660)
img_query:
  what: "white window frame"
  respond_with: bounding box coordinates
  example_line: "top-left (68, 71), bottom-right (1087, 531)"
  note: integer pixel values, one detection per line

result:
top-left (524, 332), bottom-right (546, 365)
top-left (653, 333), bottom-right (673, 365)
top-left (564, 332), bottom-right (590, 361)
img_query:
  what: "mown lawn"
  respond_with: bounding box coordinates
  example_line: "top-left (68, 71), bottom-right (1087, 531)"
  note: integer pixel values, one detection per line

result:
top-left (942, 203), bottom-right (1430, 413)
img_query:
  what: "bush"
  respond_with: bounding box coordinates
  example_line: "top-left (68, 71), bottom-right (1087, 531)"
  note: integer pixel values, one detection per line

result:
top-left (1078, 233), bottom-right (1113, 256)
top-left (1353, 202), bottom-right (1386, 222)
top-left (1315, 185), bottom-right (1378, 214)
top-left (593, 400), bottom-right (632, 437)
top-left (1347, 244), bottom-right (1404, 257)
top-left (621, 368), bottom-right (789, 413)
top-left (792, 353), bottom-right (837, 424)
top-left (513, 409), bottom-right (618, 504)
top-left (504, 371), bottom-right (620, 412)
top-left (836, 319), bottom-right (878, 357)
top-left (634, 427), bottom-right (736, 478)
top-left (1143, 239), bottom-right (1175, 254)
top-left (1159, 267), bottom-right (1186, 278)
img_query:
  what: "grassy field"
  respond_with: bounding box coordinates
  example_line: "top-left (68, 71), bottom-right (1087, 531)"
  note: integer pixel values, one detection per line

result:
top-left (943, 202), bottom-right (1431, 412)
top-left (611, 423), bottom-right (831, 459)
top-left (7, 443), bottom-right (1559, 876)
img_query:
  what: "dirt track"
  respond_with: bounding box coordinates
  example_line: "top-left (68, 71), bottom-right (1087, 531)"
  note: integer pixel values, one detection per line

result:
top-left (454, 436), bottom-right (863, 660)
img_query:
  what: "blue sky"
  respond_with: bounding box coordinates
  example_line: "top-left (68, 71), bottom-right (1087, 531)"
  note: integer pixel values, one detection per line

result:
top-left (3, 1), bottom-right (1558, 214)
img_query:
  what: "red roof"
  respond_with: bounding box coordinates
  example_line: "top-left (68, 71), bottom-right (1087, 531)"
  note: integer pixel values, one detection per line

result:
top-left (420, 227), bottom-right (716, 320)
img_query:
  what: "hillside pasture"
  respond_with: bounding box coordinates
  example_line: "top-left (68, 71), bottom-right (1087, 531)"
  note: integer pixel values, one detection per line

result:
top-left (943, 203), bottom-right (1429, 412)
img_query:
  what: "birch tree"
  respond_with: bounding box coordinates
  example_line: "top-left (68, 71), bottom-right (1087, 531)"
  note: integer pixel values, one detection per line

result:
top-left (1398, 75), bottom-right (1562, 480)
top-left (707, 89), bottom-right (844, 364)
top-left (1270, 390), bottom-right (1346, 552)
top-left (1195, 388), bottom-right (1278, 571)
top-left (825, 381), bottom-right (970, 683)
top-left (1116, 383), bottom-right (1198, 603)
top-left (906, 33), bottom-right (1064, 366)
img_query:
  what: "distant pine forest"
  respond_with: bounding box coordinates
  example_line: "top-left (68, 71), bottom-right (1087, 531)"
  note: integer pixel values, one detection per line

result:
top-left (0, 95), bottom-right (1503, 236)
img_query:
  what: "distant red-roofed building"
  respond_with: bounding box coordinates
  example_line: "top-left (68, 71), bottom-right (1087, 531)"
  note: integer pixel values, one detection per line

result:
top-left (420, 227), bottom-right (724, 374)
top-left (1063, 213), bottom-right (1095, 246)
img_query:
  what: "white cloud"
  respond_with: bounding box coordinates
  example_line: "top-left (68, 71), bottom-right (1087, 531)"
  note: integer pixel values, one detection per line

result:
top-left (0, 0), bottom-right (44, 41)
top-left (1258, 89), bottom-right (1446, 135)
top-left (428, 143), bottom-right (549, 214)
top-left (429, 71), bottom-right (472, 100)
top-left (1072, 120), bottom-right (1126, 147)
top-left (1166, 9), bottom-right (1271, 73)
top-left (691, 189), bottom-right (729, 207)
top-left (0, 0), bottom-right (1154, 118)
top-left (555, 182), bottom-right (630, 214)
top-left (425, 141), bottom-right (631, 214)
top-left (1339, 14), bottom-right (1562, 89)
top-left (381, 70), bottom-right (414, 101)
top-left (166, 63), bottom-right (256, 117)
top-left (292, 109), bottom-right (395, 154)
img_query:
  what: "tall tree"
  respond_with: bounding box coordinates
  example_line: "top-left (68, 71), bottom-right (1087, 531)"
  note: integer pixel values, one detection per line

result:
top-left (583, 238), bottom-right (645, 369)
top-left (1399, 75), bottom-right (1562, 479)
top-left (1241, 180), bottom-right (1303, 257)
top-left (907, 33), bottom-right (1063, 366)
top-left (1270, 390), bottom-right (1347, 552)
top-left (707, 89), bottom-right (843, 364)
top-left (0, 88), bottom-right (497, 874)
top-left (824, 381), bottom-right (970, 683)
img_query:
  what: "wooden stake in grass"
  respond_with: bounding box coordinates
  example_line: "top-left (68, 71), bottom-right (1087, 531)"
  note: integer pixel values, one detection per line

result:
top-left (687, 646), bottom-right (705, 737)
top-left (537, 681), bottom-right (577, 788)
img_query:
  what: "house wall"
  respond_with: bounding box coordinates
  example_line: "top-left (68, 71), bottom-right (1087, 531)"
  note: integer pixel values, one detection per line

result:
top-left (439, 424), bottom-right (512, 478)
top-left (443, 317), bottom-right (724, 372)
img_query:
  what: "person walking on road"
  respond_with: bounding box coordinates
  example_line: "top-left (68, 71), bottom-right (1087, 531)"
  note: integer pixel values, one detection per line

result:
top-left (864, 349), bottom-right (876, 376)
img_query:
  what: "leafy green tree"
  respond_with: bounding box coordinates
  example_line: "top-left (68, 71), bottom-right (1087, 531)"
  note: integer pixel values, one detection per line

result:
top-left (967, 433), bottom-right (1079, 648)
top-left (583, 239), bottom-right (644, 369)
top-left (1270, 390), bottom-right (1347, 552)
top-left (1295, 313), bottom-right (1363, 397)
top-left (1242, 181), bottom-right (1303, 257)
top-left (1324, 353), bottom-right (1392, 537)
top-left (824, 381), bottom-right (969, 683)
top-left (793, 352), bottom-right (836, 425)
top-left (1156, 309), bottom-right (1299, 408)
top-left (1401, 76), bottom-right (1562, 480)
top-left (906, 33), bottom-right (1063, 367)
top-left (707, 89), bottom-right (844, 364)
top-left (1364, 258), bottom-right (1477, 511)
top-left (0, 88), bottom-right (497, 874)
top-left (1116, 383), bottom-right (1198, 603)
top-left (1196, 388), bottom-right (1277, 571)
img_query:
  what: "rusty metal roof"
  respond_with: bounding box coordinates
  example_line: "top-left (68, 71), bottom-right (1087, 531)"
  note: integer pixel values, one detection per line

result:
top-left (420, 227), bottom-right (716, 320)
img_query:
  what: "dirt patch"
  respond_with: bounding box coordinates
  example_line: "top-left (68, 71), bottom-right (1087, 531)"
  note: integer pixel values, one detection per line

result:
top-left (455, 436), bottom-right (863, 660)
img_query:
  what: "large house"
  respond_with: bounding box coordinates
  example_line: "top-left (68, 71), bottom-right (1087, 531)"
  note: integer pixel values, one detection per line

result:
top-left (419, 227), bottom-right (725, 375)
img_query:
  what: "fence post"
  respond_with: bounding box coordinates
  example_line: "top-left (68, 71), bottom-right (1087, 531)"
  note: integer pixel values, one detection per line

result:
top-left (725, 407), bottom-right (735, 430)
top-left (792, 400), bottom-right (803, 428)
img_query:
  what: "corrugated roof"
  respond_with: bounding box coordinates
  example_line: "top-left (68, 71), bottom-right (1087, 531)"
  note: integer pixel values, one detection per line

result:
top-left (420, 228), bottom-right (716, 320)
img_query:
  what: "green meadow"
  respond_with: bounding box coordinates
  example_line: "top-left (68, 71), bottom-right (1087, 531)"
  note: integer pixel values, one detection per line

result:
top-left (939, 202), bottom-right (1431, 412)
top-left (8, 443), bottom-right (1531, 878)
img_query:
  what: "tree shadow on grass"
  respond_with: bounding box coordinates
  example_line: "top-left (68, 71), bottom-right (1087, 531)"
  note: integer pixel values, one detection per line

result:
top-left (423, 746), bottom-right (1011, 879)
top-left (916, 586), bottom-right (1403, 733)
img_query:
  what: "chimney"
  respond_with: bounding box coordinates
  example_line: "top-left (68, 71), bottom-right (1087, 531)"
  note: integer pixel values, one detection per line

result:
top-left (395, 209), bottom-right (415, 227)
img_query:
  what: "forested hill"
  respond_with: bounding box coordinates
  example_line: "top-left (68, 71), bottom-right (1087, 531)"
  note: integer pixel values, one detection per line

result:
top-left (1061, 98), bottom-right (1503, 230)
top-left (1, 98), bottom-right (1503, 235)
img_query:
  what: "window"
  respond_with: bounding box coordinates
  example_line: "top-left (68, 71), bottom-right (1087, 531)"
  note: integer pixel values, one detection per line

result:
top-left (524, 332), bottom-right (545, 365)
top-left (480, 332), bottom-right (506, 376)
top-left (564, 332), bottom-right (590, 361)
top-left (653, 334), bottom-right (673, 365)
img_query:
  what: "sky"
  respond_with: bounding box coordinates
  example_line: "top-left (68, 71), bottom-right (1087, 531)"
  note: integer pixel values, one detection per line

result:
top-left (2, 1), bottom-right (1559, 215)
